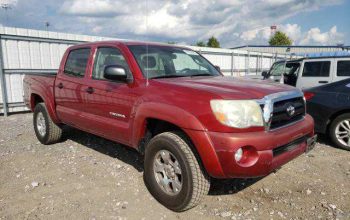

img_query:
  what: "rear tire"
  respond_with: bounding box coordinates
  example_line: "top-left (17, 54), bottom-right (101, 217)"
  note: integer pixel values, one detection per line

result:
top-left (329, 113), bottom-right (350, 151)
top-left (144, 131), bottom-right (210, 212)
top-left (33, 103), bottom-right (62, 145)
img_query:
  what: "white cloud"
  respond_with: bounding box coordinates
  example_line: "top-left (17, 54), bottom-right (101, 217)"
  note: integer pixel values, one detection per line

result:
top-left (280, 24), bottom-right (301, 43)
top-left (0, 0), bottom-right (17, 6)
top-left (238, 24), bottom-right (344, 46)
top-left (3, 0), bottom-right (346, 47)
top-left (300, 26), bottom-right (344, 45)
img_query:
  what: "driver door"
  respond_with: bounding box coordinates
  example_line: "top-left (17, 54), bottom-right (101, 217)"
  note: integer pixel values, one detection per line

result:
top-left (81, 46), bottom-right (137, 145)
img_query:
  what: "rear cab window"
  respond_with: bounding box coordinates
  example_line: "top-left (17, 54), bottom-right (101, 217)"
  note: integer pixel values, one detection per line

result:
top-left (337, 61), bottom-right (350, 76)
top-left (302, 61), bottom-right (330, 77)
top-left (64, 48), bottom-right (91, 77)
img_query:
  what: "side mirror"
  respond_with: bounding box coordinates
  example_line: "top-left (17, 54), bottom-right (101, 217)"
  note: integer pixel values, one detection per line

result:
top-left (104, 65), bottom-right (131, 82)
top-left (262, 71), bottom-right (268, 79)
top-left (215, 65), bottom-right (221, 72)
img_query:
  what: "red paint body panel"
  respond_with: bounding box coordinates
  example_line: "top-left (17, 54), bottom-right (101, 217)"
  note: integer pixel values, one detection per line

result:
top-left (23, 40), bottom-right (315, 179)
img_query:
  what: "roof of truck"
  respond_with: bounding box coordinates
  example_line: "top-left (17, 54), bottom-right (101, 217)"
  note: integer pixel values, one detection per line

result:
top-left (71, 40), bottom-right (189, 49)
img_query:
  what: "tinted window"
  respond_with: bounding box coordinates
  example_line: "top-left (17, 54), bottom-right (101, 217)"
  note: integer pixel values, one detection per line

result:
top-left (92, 47), bottom-right (130, 80)
top-left (128, 45), bottom-right (220, 79)
top-left (337, 61), bottom-right (350, 76)
top-left (302, 61), bottom-right (330, 77)
top-left (64, 48), bottom-right (90, 77)
top-left (269, 62), bottom-right (284, 76)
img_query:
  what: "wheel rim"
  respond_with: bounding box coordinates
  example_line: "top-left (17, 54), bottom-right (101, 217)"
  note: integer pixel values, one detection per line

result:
top-left (36, 112), bottom-right (46, 137)
top-left (153, 150), bottom-right (183, 195)
top-left (335, 119), bottom-right (350, 147)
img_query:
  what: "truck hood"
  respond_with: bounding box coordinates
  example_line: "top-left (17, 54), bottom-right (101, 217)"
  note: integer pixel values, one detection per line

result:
top-left (154, 76), bottom-right (298, 99)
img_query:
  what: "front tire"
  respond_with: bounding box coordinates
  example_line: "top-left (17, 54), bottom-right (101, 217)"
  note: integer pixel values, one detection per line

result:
top-left (144, 131), bottom-right (210, 212)
top-left (329, 113), bottom-right (350, 151)
top-left (33, 103), bottom-right (62, 145)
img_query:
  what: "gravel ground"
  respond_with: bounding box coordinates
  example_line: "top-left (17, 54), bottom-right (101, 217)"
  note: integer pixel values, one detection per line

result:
top-left (0, 113), bottom-right (349, 220)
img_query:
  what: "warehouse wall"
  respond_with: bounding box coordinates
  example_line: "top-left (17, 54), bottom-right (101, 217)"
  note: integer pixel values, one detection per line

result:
top-left (236, 46), bottom-right (348, 54)
top-left (0, 27), bottom-right (284, 115)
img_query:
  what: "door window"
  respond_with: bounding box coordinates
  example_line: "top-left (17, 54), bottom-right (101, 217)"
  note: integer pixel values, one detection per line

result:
top-left (337, 61), bottom-right (350, 76)
top-left (302, 61), bottom-right (330, 77)
top-left (64, 48), bottom-right (91, 77)
top-left (92, 47), bottom-right (130, 80)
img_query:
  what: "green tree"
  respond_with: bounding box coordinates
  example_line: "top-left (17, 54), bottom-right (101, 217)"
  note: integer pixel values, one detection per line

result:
top-left (206, 36), bottom-right (220, 48)
top-left (269, 31), bottom-right (292, 46)
top-left (195, 41), bottom-right (206, 47)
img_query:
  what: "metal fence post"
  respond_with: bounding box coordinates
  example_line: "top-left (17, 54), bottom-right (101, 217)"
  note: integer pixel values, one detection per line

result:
top-left (255, 54), bottom-right (258, 75)
top-left (231, 52), bottom-right (234, 76)
top-left (0, 35), bottom-right (8, 116)
top-left (247, 51), bottom-right (250, 75)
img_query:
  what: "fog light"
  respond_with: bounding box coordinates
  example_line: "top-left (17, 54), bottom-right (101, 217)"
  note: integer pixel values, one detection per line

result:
top-left (233, 146), bottom-right (259, 167)
top-left (234, 148), bottom-right (243, 162)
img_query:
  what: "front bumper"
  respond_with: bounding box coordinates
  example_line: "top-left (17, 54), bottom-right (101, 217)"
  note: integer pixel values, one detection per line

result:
top-left (189, 114), bottom-right (315, 178)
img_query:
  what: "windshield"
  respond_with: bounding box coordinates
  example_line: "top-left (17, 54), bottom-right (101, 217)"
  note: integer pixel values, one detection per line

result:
top-left (128, 45), bottom-right (221, 79)
top-left (270, 62), bottom-right (288, 76)
top-left (270, 61), bottom-right (301, 76)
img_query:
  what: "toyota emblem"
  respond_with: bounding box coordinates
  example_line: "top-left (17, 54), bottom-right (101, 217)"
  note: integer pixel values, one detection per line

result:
top-left (286, 104), bottom-right (295, 117)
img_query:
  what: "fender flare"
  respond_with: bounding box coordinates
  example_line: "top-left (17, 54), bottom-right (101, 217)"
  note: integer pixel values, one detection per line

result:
top-left (131, 102), bottom-right (225, 177)
top-left (30, 88), bottom-right (60, 124)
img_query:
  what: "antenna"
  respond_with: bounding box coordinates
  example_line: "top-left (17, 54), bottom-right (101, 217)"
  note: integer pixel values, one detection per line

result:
top-left (145, 0), bottom-right (149, 86)
top-left (1, 3), bottom-right (12, 25)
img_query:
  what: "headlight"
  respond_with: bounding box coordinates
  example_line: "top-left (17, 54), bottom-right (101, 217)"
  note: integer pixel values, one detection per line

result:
top-left (210, 100), bottom-right (264, 128)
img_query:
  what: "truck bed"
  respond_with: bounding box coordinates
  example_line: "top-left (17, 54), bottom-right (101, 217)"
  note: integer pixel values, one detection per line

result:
top-left (23, 74), bottom-right (56, 111)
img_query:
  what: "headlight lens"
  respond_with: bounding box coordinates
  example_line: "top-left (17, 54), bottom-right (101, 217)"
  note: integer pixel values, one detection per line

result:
top-left (210, 100), bottom-right (264, 128)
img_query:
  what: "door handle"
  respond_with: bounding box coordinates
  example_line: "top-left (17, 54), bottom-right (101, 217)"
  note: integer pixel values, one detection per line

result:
top-left (318, 81), bottom-right (328, 84)
top-left (85, 87), bottom-right (94, 94)
top-left (57, 83), bottom-right (64, 89)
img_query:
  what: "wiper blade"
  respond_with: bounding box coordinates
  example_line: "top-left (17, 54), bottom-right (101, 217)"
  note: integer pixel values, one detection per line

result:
top-left (190, 73), bottom-right (213, 77)
top-left (151, 75), bottom-right (188, 79)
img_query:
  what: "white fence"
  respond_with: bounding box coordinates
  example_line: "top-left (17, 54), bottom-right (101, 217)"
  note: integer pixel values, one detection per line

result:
top-left (0, 27), bottom-right (285, 115)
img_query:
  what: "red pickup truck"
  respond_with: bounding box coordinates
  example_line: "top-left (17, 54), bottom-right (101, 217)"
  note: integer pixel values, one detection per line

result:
top-left (23, 41), bottom-right (316, 211)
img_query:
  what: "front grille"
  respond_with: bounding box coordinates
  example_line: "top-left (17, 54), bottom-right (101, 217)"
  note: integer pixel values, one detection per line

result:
top-left (270, 97), bottom-right (305, 130)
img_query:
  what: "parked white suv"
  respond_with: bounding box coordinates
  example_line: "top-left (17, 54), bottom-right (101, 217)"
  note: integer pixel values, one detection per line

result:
top-left (263, 56), bottom-right (350, 89)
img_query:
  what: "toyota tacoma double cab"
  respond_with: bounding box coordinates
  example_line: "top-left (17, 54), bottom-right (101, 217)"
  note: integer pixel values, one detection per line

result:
top-left (23, 41), bottom-right (316, 211)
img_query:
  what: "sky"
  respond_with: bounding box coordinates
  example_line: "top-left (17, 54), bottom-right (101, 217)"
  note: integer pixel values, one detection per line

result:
top-left (0, 0), bottom-right (349, 48)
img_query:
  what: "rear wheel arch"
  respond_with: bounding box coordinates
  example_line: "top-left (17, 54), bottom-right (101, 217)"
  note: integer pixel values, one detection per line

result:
top-left (33, 103), bottom-right (63, 144)
top-left (30, 93), bottom-right (44, 111)
top-left (30, 93), bottom-right (60, 123)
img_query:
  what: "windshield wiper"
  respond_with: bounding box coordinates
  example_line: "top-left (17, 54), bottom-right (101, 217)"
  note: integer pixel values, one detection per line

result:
top-left (151, 75), bottom-right (188, 79)
top-left (190, 73), bottom-right (213, 77)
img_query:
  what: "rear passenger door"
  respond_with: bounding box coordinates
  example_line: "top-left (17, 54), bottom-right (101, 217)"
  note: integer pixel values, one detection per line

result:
top-left (296, 60), bottom-right (332, 89)
top-left (335, 58), bottom-right (350, 82)
top-left (55, 47), bottom-right (92, 127)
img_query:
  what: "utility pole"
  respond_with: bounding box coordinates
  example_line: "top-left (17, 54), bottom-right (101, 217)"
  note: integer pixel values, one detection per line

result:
top-left (45, 21), bottom-right (50, 31)
top-left (1, 3), bottom-right (12, 25)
